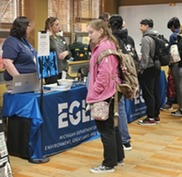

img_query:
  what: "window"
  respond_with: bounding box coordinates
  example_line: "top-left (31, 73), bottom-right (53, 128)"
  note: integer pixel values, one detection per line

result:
top-left (0, 0), bottom-right (20, 31)
top-left (74, 0), bottom-right (100, 32)
top-left (48, 0), bottom-right (71, 32)
top-left (48, 0), bottom-right (101, 43)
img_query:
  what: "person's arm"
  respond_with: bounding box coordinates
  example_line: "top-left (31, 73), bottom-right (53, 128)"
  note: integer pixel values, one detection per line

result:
top-left (58, 37), bottom-right (72, 60)
top-left (59, 51), bottom-right (69, 60)
top-left (3, 59), bottom-right (20, 77)
top-left (138, 37), bottom-right (151, 73)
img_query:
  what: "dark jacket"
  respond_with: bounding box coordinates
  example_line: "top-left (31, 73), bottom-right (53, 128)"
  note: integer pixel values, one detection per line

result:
top-left (112, 28), bottom-right (139, 70)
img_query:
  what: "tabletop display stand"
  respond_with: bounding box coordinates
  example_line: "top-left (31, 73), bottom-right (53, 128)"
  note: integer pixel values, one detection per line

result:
top-left (0, 119), bottom-right (13, 177)
top-left (36, 51), bottom-right (58, 113)
top-left (28, 51), bottom-right (59, 164)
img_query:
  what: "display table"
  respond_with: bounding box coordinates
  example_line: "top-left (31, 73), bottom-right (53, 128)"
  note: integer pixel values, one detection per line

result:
top-left (2, 71), bottom-right (166, 161)
top-left (2, 85), bottom-right (98, 161)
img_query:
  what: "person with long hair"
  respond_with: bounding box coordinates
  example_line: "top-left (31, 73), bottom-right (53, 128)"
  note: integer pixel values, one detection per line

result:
top-left (86, 19), bottom-right (125, 173)
top-left (2, 16), bottom-right (37, 89)
top-left (44, 17), bottom-right (72, 84)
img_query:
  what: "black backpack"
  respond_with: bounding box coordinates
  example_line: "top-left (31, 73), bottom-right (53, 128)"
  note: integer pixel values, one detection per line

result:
top-left (69, 42), bottom-right (89, 61)
top-left (145, 34), bottom-right (170, 66)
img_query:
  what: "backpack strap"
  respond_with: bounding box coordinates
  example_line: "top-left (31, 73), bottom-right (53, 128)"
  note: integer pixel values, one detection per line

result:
top-left (97, 49), bottom-right (121, 64)
top-left (143, 34), bottom-right (156, 59)
top-left (143, 33), bottom-right (157, 45)
top-left (96, 49), bottom-right (124, 79)
top-left (96, 48), bottom-right (123, 87)
top-left (114, 91), bottom-right (119, 127)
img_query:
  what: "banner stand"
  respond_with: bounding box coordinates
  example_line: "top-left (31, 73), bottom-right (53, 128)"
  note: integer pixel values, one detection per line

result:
top-left (28, 32), bottom-right (58, 163)
top-left (28, 52), bottom-right (58, 164)
top-left (0, 119), bottom-right (13, 177)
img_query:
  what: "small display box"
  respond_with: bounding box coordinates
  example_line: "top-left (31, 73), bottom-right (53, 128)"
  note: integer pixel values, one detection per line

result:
top-left (67, 60), bottom-right (89, 78)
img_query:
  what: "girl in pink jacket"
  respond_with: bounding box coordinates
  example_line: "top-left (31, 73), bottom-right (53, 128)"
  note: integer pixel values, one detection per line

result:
top-left (86, 19), bottom-right (125, 174)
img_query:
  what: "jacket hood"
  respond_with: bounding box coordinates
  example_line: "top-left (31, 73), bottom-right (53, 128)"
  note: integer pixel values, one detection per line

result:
top-left (143, 28), bottom-right (157, 36)
top-left (113, 28), bottom-right (128, 43)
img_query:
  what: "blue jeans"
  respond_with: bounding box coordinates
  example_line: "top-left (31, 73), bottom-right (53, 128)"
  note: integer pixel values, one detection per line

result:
top-left (118, 96), bottom-right (131, 144)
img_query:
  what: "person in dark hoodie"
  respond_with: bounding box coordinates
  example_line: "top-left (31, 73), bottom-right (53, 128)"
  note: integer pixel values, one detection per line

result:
top-left (109, 15), bottom-right (139, 69)
top-left (109, 14), bottom-right (138, 150)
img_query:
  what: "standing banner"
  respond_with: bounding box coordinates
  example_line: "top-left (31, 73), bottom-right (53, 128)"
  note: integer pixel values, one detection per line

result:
top-left (0, 120), bottom-right (13, 177)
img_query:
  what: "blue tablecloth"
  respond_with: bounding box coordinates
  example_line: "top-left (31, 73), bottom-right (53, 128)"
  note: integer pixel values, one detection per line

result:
top-left (3, 85), bottom-right (98, 160)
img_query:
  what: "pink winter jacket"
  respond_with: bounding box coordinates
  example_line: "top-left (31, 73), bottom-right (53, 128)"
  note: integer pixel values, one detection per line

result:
top-left (86, 37), bottom-right (119, 104)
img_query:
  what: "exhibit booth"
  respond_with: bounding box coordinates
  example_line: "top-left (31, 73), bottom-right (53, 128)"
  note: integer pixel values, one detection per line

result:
top-left (2, 70), bottom-right (166, 162)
